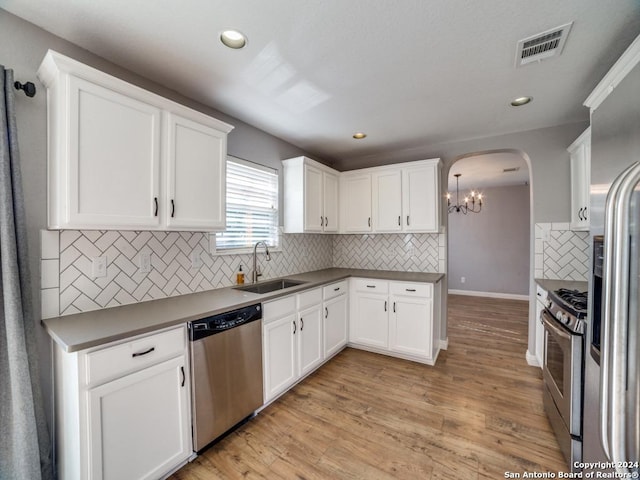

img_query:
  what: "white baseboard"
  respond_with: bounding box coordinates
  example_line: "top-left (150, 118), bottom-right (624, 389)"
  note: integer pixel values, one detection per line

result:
top-left (439, 338), bottom-right (448, 350)
top-left (448, 289), bottom-right (529, 301)
top-left (526, 350), bottom-right (540, 367)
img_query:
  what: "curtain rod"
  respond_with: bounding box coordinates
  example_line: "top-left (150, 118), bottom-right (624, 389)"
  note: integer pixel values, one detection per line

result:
top-left (14, 81), bottom-right (36, 98)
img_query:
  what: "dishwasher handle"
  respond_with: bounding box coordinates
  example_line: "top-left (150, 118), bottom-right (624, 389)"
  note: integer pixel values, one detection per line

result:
top-left (190, 303), bottom-right (262, 341)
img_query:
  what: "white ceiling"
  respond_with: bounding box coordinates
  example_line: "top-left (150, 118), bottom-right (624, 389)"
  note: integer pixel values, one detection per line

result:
top-left (3, 1), bottom-right (640, 171)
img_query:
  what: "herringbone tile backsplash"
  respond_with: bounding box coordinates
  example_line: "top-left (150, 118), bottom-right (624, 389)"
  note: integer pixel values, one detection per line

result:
top-left (534, 223), bottom-right (589, 281)
top-left (41, 229), bottom-right (445, 318)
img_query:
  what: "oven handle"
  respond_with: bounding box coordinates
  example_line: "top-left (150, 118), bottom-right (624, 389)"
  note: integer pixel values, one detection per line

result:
top-left (541, 310), bottom-right (572, 343)
top-left (601, 161), bottom-right (640, 471)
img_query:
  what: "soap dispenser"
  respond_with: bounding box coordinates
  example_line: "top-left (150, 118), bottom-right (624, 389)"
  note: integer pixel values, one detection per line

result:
top-left (236, 265), bottom-right (245, 285)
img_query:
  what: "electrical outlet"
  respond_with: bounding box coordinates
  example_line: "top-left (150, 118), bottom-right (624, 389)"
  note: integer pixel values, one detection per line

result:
top-left (461, 276), bottom-right (466, 284)
top-left (92, 256), bottom-right (107, 278)
top-left (139, 252), bottom-right (151, 273)
top-left (191, 250), bottom-right (203, 269)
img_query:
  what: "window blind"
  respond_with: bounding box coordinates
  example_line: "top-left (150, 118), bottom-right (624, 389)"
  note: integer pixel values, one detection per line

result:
top-left (216, 157), bottom-right (279, 251)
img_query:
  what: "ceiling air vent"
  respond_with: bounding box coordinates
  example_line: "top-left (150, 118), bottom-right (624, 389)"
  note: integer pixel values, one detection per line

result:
top-left (515, 22), bottom-right (573, 67)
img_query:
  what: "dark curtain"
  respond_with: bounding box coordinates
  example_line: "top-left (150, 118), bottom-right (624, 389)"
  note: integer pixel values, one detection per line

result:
top-left (0, 67), bottom-right (53, 479)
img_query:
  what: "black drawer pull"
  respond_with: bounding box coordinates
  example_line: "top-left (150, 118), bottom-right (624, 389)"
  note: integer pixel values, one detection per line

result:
top-left (405, 288), bottom-right (416, 292)
top-left (334, 287), bottom-right (340, 291)
top-left (132, 347), bottom-right (155, 358)
top-left (366, 285), bottom-right (376, 288)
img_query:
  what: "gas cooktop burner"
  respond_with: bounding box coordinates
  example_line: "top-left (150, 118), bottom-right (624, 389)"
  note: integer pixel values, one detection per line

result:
top-left (554, 288), bottom-right (588, 312)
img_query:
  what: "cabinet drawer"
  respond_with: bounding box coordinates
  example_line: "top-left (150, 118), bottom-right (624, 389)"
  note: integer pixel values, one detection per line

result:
top-left (323, 280), bottom-right (348, 300)
top-left (85, 325), bottom-right (185, 386)
top-left (298, 288), bottom-right (322, 310)
top-left (390, 282), bottom-right (432, 298)
top-left (263, 295), bottom-right (296, 323)
top-left (352, 278), bottom-right (389, 294)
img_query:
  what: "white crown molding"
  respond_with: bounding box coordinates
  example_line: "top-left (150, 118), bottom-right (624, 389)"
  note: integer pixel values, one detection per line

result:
top-left (584, 34), bottom-right (640, 111)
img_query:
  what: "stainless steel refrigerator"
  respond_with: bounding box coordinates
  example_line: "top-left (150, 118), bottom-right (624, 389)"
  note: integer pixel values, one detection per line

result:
top-left (583, 37), bottom-right (640, 475)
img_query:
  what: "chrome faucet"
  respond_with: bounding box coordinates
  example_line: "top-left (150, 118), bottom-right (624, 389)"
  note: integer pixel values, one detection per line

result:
top-left (252, 241), bottom-right (271, 283)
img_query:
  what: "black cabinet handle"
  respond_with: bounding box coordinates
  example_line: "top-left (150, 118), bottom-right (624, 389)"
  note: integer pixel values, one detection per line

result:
top-left (398, 215), bottom-right (401, 226)
top-left (153, 197), bottom-right (158, 217)
top-left (393, 302), bottom-right (396, 313)
top-left (171, 199), bottom-right (175, 218)
top-left (325, 216), bottom-right (328, 227)
top-left (293, 320), bottom-right (297, 334)
top-left (334, 287), bottom-right (340, 291)
top-left (406, 288), bottom-right (416, 292)
top-left (578, 207), bottom-right (583, 220)
top-left (368, 217), bottom-right (371, 227)
top-left (321, 216), bottom-right (324, 227)
top-left (325, 307), bottom-right (328, 318)
top-left (384, 301), bottom-right (387, 312)
top-left (407, 215), bottom-right (410, 226)
top-left (132, 347), bottom-right (155, 358)
top-left (583, 206), bottom-right (587, 220)
top-left (180, 366), bottom-right (185, 387)
top-left (300, 317), bottom-right (304, 331)
top-left (366, 285), bottom-right (376, 288)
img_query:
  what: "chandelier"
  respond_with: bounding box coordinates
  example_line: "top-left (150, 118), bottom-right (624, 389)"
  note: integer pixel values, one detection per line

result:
top-left (447, 174), bottom-right (482, 214)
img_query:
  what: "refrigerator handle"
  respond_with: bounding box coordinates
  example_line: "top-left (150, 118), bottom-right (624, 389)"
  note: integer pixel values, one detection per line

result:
top-left (601, 161), bottom-right (640, 472)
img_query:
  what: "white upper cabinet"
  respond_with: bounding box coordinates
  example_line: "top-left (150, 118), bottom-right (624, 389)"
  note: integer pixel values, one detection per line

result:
top-left (165, 112), bottom-right (227, 230)
top-left (568, 127), bottom-right (591, 231)
top-left (341, 158), bottom-right (441, 234)
top-left (402, 162), bottom-right (440, 232)
top-left (340, 173), bottom-right (373, 233)
top-left (282, 156), bottom-right (340, 233)
top-left (38, 50), bottom-right (233, 231)
top-left (372, 170), bottom-right (402, 232)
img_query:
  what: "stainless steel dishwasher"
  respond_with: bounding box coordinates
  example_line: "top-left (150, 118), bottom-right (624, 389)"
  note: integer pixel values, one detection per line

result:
top-left (189, 303), bottom-right (263, 452)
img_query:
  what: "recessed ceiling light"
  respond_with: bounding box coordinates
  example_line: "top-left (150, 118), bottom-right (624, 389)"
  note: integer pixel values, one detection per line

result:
top-left (511, 96), bottom-right (533, 107)
top-left (353, 132), bottom-right (367, 139)
top-left (220, 30), bottom-right (247, 49)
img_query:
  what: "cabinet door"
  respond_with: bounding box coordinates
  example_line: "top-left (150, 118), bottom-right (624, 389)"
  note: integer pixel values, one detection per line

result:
top-left (402, 164), bottom-right (439, 232)
top-left (389, 296), bottom-right (432, 359)
top-left (323, 171), bottom-right (339, 232)
top-left (351, 292), bottom-right (388, 348)
top-left (67, 76), bottom-right (161, 229)
top-left (87, 356), bottom-right (190, 480)
top-left (165, 113), bottom-right (227, 230)
top-left (373, 170), bottom-right (402, 232)
top-left (569, 128), bottom-right (590, 231)
top-left (304, 165), bottom-right (323, 232)
top-left (341, 174), bottom-right (372, 232)
top-left (324, 294), bottom-right (348, 358)
top-left (298, 304), bottom-right (324, 376)
top-left (263, 313), bottom-right (298, 402)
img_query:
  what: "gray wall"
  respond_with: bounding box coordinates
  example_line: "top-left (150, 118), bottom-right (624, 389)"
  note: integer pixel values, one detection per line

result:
top-left (448, 184), bottom-right (530, 295)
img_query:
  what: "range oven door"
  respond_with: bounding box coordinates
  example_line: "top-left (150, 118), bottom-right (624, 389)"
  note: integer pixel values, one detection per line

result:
top-left (542, 309), bottom-right (583, 437)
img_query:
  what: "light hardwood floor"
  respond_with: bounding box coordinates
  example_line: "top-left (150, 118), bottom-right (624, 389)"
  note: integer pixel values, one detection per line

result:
top-left (170, 294), bottom-right (566, 479)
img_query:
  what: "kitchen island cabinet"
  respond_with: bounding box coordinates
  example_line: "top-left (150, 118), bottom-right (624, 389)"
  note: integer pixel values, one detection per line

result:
top-left (54, 325), bottom-right (191, 480)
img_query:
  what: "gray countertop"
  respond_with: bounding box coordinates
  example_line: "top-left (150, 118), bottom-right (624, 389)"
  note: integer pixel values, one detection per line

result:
top-left (43, 268), bottom-right (444, 353)
top-left (535, 278), bottom-right (589, 294)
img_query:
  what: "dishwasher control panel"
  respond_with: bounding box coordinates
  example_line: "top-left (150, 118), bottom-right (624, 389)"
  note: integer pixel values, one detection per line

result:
top-left (189, 303), bottom-right (262, 340)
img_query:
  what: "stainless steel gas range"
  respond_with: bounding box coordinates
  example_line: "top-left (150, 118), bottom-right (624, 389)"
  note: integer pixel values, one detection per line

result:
top-left (541, 288), bottom-right (588, 472)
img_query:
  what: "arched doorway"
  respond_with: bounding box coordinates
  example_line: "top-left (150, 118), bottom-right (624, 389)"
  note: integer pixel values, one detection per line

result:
top-left (443, 149), bottom-right (538, 360)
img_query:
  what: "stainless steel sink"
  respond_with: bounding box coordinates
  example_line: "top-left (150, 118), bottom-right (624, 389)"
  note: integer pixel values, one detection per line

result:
top-left (233, 279), bottom-right (306, 295)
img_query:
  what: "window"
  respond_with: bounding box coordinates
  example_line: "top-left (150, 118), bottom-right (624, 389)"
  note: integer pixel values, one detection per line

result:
top-left (216, 156), bottom-right (279, 252)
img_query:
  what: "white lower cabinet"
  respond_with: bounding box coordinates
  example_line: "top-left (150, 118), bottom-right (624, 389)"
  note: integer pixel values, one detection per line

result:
top-left (54, 325), bottom-right (191, 480)
top-left (262, 283), bottom-right (350, 404)
top-left (350, 278), bottom-right (438, 365)
top-left (323, 280), bottom-right (348, 358)
top-left (263, 290), bottom-right (325, 403)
